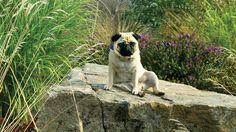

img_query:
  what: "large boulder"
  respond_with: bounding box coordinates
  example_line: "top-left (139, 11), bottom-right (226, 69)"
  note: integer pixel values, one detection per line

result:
top-left (36, 63), bottom-right (236, 132)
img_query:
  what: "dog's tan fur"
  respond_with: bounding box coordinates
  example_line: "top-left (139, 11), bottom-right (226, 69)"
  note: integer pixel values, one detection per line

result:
top-left (105, 32), bottom-right (164, 96)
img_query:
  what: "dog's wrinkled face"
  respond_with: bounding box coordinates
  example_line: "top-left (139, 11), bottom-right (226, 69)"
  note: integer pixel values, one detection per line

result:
top-left (111, 32), bottom-right (141, 57)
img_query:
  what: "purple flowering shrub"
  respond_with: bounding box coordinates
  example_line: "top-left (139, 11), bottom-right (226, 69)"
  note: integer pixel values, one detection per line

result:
top-left (140, 33), bottom-right (230, 92)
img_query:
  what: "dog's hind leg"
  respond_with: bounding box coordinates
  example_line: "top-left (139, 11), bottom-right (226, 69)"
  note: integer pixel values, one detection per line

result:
top-left (140, 83), bottom-right (164, 96)
top-left (141, 71), bottom-right (165, 96)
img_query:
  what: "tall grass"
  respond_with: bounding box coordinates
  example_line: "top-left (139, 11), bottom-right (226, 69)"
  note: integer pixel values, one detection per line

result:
top-left (204, 48), bottom-right (236, 95)
top-left (0, 0), bottom-right (94, 131)
top-left (201, 0), bottom-right (236, 51)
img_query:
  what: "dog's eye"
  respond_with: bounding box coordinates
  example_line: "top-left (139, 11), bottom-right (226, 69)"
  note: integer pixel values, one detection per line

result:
top-left (130, 42), bottom-right (135, 46)
top-left (118, 42), bottom-right (125, 47)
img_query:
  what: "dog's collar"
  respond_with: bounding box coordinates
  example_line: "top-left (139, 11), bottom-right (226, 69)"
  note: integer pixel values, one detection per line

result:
top-left (109, 43), bottom-right (114, 50)
top-left (118, 56), bottom-right (134, 61)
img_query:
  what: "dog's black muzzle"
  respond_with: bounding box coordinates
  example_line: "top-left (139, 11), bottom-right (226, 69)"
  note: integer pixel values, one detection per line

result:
top-left (119, 43), bottom-right (134, 56)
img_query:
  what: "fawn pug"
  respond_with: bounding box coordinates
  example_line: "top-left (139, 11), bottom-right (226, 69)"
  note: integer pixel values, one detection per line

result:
top-left (105, 32), bottom-right (165, 97)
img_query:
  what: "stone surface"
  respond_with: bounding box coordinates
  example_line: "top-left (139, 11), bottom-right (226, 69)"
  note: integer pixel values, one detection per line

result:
top-left (36, 63), bottom-right (236, 132)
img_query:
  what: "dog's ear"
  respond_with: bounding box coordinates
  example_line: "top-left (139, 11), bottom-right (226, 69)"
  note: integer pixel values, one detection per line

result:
top-left (111, 33), bottom-right (121, 42)
top-left (132, 33), bottom-right (141, 40)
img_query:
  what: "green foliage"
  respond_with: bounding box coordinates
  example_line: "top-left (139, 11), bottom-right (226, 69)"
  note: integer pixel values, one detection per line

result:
top-left (140, 34), bottom-right (235, 94)
top-left (128, 0), bottom-right (195, 28)
top-left (0, 0), bottom-right (94, 129)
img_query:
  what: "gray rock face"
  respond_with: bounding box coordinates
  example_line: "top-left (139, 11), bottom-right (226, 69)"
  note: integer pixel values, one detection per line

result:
top-left (36, 63), bottom-right (236, 132)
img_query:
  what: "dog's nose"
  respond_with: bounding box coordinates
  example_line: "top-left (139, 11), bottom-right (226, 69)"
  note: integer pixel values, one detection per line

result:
top-left (126, 45), bottom-right (132, 51)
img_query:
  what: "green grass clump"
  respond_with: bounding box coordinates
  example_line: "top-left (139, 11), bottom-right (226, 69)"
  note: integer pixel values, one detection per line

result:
top-left (0, 0), bottom-right (94, 130)
top-left (203, 48), bottom-right (236, 95)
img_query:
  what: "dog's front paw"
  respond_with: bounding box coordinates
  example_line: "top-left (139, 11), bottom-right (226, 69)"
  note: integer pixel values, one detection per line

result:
top-left (104, 84), bottom-right (112, 90)
top-left (132, 88), bottom-right (140, 95)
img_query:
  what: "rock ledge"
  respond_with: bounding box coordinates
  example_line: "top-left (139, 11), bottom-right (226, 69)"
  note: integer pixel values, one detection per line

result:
top-left (36, 63), bottom-right (236, 132)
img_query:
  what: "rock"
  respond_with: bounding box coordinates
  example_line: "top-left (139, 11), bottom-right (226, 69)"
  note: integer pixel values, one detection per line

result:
top-left (36, 63), bottom-right (236, 132)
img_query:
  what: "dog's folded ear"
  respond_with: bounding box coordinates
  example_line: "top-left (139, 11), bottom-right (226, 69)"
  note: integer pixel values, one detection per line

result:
top-left (111, 33), bottom-right (121, 42)
top-left (132, 33), bottom-right (141, 40)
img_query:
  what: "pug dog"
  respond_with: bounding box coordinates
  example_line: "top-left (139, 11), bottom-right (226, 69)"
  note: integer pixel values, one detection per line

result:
top-left (105, 32), bottom-right (165, 97)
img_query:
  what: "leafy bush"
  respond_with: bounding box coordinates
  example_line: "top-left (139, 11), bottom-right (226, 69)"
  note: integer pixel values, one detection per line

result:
top-left (140, 33), bottom-right (235, 94)
top-left (128, 0), bottom-right (195, 28)
top-left (0, 0), bottom-right (94, 130)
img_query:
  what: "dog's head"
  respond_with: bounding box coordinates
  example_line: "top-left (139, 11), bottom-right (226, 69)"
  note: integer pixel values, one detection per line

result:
top-left (111, 32), bottom-right (141, 57)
